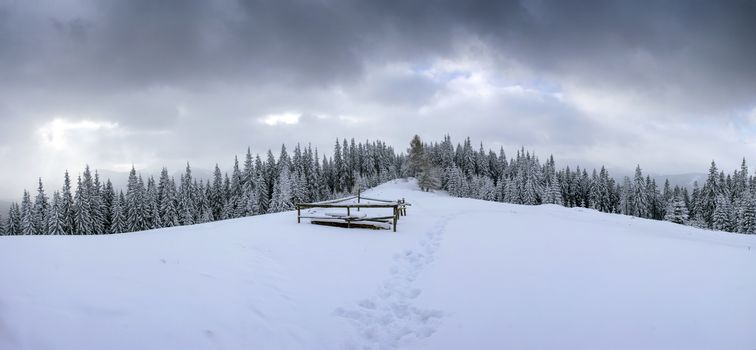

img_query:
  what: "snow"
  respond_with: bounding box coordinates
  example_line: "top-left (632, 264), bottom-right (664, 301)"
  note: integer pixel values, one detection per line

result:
top-left (1, 179), bottom-right (755, 350)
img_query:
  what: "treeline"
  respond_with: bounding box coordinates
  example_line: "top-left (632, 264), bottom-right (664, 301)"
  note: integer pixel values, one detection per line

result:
top-left (410, 135), bottom-right (756, 234)
top-left (2, 135), bottom-right (754, 235)
top-left (0, 140), bottom-right (401, 235)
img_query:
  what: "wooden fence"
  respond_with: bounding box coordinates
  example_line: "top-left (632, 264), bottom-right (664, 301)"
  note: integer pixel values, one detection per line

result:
top-left (296, 191), bottom-right (409, 232)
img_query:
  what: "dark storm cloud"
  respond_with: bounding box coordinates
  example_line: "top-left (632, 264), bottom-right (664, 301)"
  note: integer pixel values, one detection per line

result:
top-left (1, 0), bottom-right (754, 107)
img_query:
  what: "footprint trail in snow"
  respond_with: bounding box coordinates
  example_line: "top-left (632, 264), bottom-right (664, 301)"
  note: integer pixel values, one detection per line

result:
top-left (335, 216), bottom-right (451, 350)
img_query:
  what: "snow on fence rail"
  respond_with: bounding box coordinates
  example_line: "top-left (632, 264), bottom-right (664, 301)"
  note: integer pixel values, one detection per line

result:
top-left (296, 191), bottom-right (409, 232)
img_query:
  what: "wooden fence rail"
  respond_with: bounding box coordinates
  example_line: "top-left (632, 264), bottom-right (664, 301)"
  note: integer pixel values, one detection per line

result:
top-left (296, 190), bottom-right (410, 232)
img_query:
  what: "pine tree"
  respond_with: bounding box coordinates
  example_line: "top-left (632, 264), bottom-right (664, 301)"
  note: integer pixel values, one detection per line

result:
top-left (73, 176), bottom-right (93, 234)
top-left (126, 167), bottom-right (149, 232)
top-left (199, 181), bottom-right (214, 223)
top-left (110, 192), bottom-right (126, 234)
top-left (701, 161), bottom-right (721, 227)
top-left (269, 168), bottom-right (294, 213)
top-left (178, 163), bottom-right (196, 226)
top-left (243, 147), bottom-right (255, 189)
top-left (543, 173), bottom-right (563, 205)
top-left (47, 191), bottom-right (65, 235)
top-left (227, 156), bottom-right (243, 219)
top-left (211, 164), bottom-right (225, 220)
top-left (521, 161), bottom-right (543, 205)
top-left (290, 171), bottom-right (308, 206)
top-left (663, 196), bottom-right (689, 225)
top-left (254, 170), bottom-right (269, 214)
top-left (33, 178), bottom-right (49, 234)
top-left (20, 190), bottom-right (35, 235)
top-left (407, 135), bottom-right (425, 177)
top-left (61, 170), bottom-right (75, 234)
top-left (630, 165), bottom-right (649, 218)
top-left (265, 150), bottom-right (278, 202)
top-left (244, 183), bottom-right (261, 216)
top-left (146, 177), bottom-right (162, 229)
top-left (7, 203), bottom-right (21, 235)
top-left (417, 151), bottom-right (441, 192)
top-left (445, 166), bottom-right (467, 197)
top-left (712, 195), bottom-right (732, 231)
top-left (160, 176), bottom-right (180, 227)
top-left (90, 169), bottom-right (105, 234)
top-left (596, 167), bottom-right (613, 212)
top-left (102, 179), bottom-right (115, 233)
top-left (739, 196), bottom-right (756, 234)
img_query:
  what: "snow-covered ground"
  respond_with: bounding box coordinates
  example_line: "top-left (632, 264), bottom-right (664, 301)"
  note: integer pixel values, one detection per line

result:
top-left (1, 179), bottom-right (755, 350)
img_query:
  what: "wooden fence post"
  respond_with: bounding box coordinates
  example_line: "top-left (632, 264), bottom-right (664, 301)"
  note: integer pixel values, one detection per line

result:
top-left (297, 205), bottom-right (301, 224)
top-left (393, 207), bottom-right (397, 232)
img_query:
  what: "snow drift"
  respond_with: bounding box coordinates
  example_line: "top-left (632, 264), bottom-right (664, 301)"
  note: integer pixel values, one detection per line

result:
top-left (1, 179), bottom-right (755, 350)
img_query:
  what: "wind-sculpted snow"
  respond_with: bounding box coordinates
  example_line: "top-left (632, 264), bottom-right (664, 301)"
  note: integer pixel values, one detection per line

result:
top-left (1, 179), bottom-right (755, 350)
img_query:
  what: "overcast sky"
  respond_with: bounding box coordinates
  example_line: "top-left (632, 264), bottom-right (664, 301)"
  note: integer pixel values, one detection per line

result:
top-left (1, 0), bottom-right (755, 199)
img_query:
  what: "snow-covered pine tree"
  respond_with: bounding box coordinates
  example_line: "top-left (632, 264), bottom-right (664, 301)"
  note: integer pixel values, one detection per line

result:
top-left (646, 176), bottom-right (661, 220)
top-left (178, 163), bottom-right (196, 226)
top-left (20, 190), bottom-right (35, 235)
top-left (475, 176), bottom-right (496, 200)
top-left (126, 167), bottom-right (149, 232)
top-left (663, 195), bottom-right (689, 225)
top-left (461, 138), bottom-right (475, 176)
top-left (227, 156), bottom-right (243, 219)
top-left (630, 165), bottom-right (649, 218)
top-left (521, 160), bottom-right (543, 205)
top-left (73, 175), bottom-right (93, 234)
top-left (102, 179), bottom-right (115, 233)
top-left (701, 161), bottom-right (721, 227)
top-left (340, 139), bottom-right (352, 191)
top-left (210, 164), bottom-right (225, 220)
top-left (269, 168), bottom-right (294, 213)
top-left (712, 194), bottom-right (733, 232)
top-left (504, 176), bottom-right (520, 203)
top-left (543, 173), bottom-right (563, 205)
top-left (90, 169), bottom-right (105, 234)
top-left (33, 178), bottom-right (49, 234)
top-left (290, 170), bottom-right (307, 205)
top-left (61, 170), bottom-right (74, 234)
top-left (110, 192), bottom-right (126, 234)
top-left (738, 194), bottom-right (756, 234)
top-left (6, 203), bottom-right (21, 235)
top-left (253, 169), bottom-right (269, 214)
top-left (407, 135), bottom-right (425, 178)
top-left (244, 184), bottom-right (260, 216)
top-left (161, 176), bottom-right (180, 227)
top-left (661, 179), bottom-right (672, 218)
top-left (47, 191), bottom-right (65, 235)
top-left (265, 150), bottom-right (278, 203)
top-left (417, 150), bottom-right (441, 192)
top-left (445, 166), bottom-right (466, 197)
top-left (596, 167), bottom-right (612, 212)
top-left (278, 144), bottom-right (291, 174)
top-left (196, 181), bottom-right (213, 223)
top-left (146, 177), bottom-right (162, 229)
top-left (619, 176), bottom-right (632, 215)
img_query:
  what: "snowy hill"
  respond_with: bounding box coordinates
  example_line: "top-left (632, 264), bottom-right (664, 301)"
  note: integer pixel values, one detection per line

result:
top-left (1, 179), bottom-right (755, 350)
